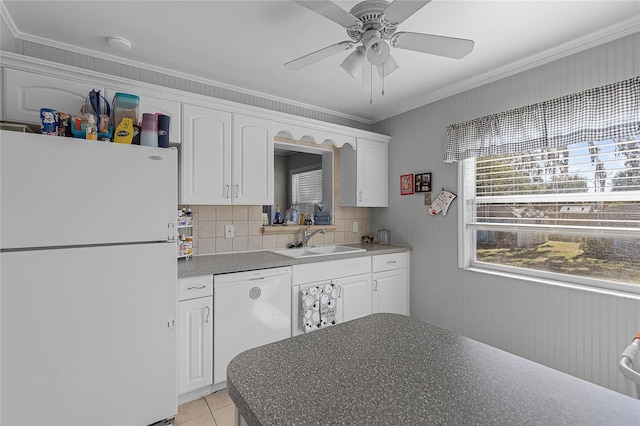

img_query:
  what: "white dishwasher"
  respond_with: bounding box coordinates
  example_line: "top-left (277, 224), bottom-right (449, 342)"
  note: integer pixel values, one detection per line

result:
top-left (213, 266), bottom-right (292, 385)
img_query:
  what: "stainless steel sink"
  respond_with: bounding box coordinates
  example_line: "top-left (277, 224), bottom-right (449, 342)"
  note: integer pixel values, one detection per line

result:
top-left (269, 245), bottom-right (366, 259)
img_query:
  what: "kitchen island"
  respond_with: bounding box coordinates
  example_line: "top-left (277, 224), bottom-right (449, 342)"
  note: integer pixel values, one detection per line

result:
top-left (227, 313), bottom-right (640, 425)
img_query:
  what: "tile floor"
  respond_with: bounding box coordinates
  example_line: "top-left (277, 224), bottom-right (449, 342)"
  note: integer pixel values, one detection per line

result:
top-left (173, 389), bottom-right (235, 426)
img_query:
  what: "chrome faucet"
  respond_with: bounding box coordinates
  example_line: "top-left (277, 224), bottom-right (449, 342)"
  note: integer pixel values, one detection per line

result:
top-left (301, 228), bottom-right (326, 247)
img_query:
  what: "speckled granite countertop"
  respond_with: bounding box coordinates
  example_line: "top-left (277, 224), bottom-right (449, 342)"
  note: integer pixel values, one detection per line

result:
top-left (177, 244), bottom-right (410, 278)
top-left (227, 313), bottom-right (640, 426)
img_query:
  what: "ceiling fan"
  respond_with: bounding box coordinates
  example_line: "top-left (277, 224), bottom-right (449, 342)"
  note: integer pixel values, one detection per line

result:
top-left (285, 0), bottom-right (474, 91)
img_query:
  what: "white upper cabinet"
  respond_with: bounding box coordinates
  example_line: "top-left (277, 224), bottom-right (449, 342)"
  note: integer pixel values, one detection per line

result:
top-left (340, 138), bottom-right (388, 207)
top-left (3, 68), bottom-right (102, 124)
top-left (180, 107), bottom-right (273, 205)
top-left (180, 103), bottom-right (232, 205)
top-left (232, 113), bottom-right (274, 205)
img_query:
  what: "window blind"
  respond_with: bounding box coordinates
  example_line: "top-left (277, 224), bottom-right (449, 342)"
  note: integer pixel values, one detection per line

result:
top-left (291, 168), bottom-right (323, 213)
top-left (467, 137), bottom-right (640, 238)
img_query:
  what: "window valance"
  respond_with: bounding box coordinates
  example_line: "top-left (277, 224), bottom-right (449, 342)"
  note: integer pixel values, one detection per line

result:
top-left (444, 76), bottom-right (640, 163)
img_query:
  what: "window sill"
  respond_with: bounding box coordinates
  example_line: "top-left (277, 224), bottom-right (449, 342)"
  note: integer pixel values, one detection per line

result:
top-left (261, 224), bottom-right (337, 235)
top-left (465, 263), bottom-right (640, 301)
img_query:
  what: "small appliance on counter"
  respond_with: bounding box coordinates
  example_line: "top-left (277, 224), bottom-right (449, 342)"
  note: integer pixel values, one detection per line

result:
top-left (377, 227), bottom-right (390, 244)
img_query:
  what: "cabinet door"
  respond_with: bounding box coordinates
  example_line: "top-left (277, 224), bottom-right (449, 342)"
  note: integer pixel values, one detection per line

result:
top-left (357, 139), bottom-right (388, 207)
top-left (336, 274), bottom-right (372, 323)
top-left (372, 268), bottom-right (409, 315)
top-left (232, 113), bottom-right (274, 205)
top-left (181, 104), bottom-right (232, 204)
top-left (178, 296), bottom-right (213, 395)
top-left (4, 68), bottom-right (102, 123)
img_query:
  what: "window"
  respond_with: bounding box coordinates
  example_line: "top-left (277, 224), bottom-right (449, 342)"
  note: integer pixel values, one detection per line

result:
top-left (460, 136), bottom-right (640, 291)
top-left (291, 166), bottom-right (323, 215)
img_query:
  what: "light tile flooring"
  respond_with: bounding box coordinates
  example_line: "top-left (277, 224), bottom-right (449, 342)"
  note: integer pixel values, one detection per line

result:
top-left (174, 389), bottom-right (235, 426)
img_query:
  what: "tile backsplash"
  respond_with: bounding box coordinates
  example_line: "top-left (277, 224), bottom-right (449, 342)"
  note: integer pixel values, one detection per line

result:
top-left (181, 204), bottom-right (371, 255)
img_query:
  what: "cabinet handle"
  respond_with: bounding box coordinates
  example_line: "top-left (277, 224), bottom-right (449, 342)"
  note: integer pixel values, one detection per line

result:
top-left (187, 285), bottom-right (206, 290)
top-left (235, 184), bottom-right (239, 198)
top-left (225, 184), bottom-right (230, 198)
top-left (374, 280), bottom-right (378, 292)
top-left (387, 260), bottom-right (397, 264)
top-left (358, 191), bottom-right (363, 201)
top-left (204, 306), bottom-right (210, 324)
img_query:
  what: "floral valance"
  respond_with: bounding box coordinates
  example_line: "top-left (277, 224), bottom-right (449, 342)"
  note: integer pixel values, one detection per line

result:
top-left (444, 76), bottom-right (640, 163)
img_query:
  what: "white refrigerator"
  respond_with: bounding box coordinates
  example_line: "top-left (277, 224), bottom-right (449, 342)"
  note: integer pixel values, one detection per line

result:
top-left (0, 130), bottom-right (178, 425)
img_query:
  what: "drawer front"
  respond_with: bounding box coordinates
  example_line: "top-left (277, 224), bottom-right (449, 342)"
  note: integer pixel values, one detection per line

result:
top-left (372, 252), bottom-right (408, 273)
top-left (178, 275), bottom-right (213, 301)
top-left (292, 256), bottom-right (371, 285)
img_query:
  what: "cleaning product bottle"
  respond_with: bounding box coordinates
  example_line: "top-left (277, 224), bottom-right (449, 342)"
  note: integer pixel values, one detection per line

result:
top-left (113, 118), bottom-right (134, 144)
top-left (274, 204), bottom-right (282, 224)
top-left (85, 114), bottom-right (98, 140)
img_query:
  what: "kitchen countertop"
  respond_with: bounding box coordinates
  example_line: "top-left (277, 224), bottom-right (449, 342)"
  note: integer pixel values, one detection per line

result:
top-left (177, 243), bottom-right (410, 278)
top-left (227, 313), bottom-right (640, 426)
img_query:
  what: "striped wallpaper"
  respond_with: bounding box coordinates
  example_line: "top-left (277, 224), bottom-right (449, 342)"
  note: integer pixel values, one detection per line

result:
top-left (372, 32), bottom-right (640, 394)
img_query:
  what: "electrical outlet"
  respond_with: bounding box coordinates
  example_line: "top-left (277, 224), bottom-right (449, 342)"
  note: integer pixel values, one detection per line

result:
top-left (352, 221), bottom-right (358, 233)
top-left (225, 224), bottom-right (234, 239)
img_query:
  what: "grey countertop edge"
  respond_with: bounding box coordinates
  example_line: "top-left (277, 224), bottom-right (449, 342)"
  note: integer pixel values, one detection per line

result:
top-left (177, 243), bottom-right (411, 278)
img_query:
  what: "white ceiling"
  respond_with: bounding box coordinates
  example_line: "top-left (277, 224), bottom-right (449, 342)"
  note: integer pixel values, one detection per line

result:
top-left (2, 1), bottom-right (639, 124)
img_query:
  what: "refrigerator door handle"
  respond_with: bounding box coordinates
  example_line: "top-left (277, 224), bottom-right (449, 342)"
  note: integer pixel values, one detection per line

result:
top-left (167, 223), bottom-right (175, 241)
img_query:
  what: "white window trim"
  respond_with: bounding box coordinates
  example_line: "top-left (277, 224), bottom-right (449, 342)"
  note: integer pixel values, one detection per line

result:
top-left (457, 158), bottom-right (640, 296)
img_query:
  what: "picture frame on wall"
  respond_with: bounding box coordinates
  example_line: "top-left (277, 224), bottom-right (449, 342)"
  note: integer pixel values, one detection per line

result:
top-left (400, 174), bottom-right (414, 195)
top-left (415, 172), bottom-right (432, 193)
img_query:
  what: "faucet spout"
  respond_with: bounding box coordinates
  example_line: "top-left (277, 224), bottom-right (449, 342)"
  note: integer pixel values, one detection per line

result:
top-left (301, 228), bottom-right (327, 247)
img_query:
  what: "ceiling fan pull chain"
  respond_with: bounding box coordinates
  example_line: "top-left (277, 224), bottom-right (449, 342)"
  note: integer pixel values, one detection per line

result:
top-left (381, 62), bottom-right (385, 96)
top-left (369, 63), bottom-right (373, 104)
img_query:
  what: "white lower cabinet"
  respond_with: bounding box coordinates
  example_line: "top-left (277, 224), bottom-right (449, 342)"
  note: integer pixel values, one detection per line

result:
top-left (291, 257), bottom-right (372, 336)
top-left (177, 276), bottom-right (213, 399)
top-left (372, 252), bottom-right (410, 315)
top-left (335, 274), bottom-right (372, 323)
top-left (291, 252), bottom-right (410, 336)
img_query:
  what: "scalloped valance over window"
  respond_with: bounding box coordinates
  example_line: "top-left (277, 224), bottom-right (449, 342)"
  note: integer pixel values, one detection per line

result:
top-left (444, 76), bottom-right (640, 163)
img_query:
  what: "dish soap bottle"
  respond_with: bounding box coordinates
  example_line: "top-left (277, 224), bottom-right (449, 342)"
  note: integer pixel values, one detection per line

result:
top-left (274, 204), bottom-right (282, 224)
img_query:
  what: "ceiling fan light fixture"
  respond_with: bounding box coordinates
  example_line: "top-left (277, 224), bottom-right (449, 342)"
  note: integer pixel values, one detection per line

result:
top-left (340, 46), bottom-right (366, 78)
top-left (376, 54), bottom-right (399, 78)
top-left (365, 35), bottom-right (390, 66)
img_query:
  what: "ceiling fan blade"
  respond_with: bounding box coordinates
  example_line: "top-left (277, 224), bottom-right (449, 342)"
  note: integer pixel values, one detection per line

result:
top-left (391, 32), bottom-right (474, 59)
top-left (383, 0), bottom-right (432, 25)
top-left (293, 0), bottom-right (362, 30)
top-left (284, 41), bottom-right (354, 71)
